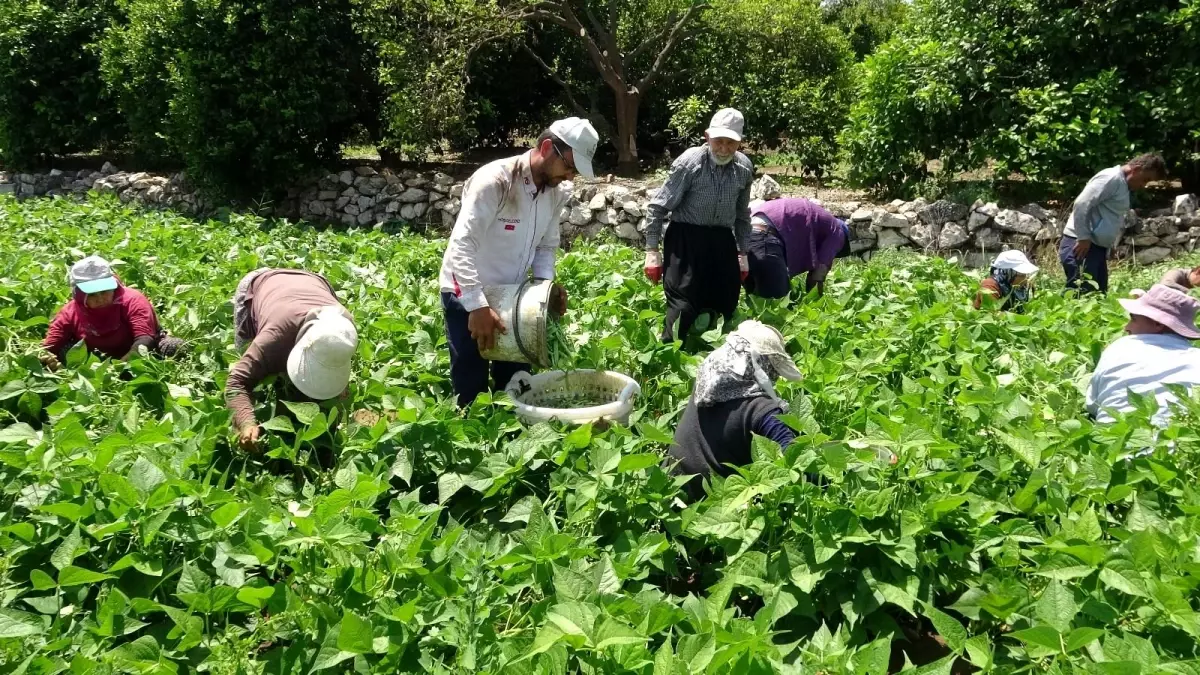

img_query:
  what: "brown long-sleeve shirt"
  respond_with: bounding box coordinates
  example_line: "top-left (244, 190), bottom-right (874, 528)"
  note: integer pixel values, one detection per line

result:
top-left (1159, 268), bottom-right (1194, 292)
top-left (225, 269), bottom-right (344, 429)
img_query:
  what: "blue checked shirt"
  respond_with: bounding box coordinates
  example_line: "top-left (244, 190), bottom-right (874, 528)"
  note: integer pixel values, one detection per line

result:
top-left (644, 146), bottom-right (755, 252)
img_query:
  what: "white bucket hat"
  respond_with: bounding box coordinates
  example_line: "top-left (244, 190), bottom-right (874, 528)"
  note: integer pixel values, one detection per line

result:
top-left (706, 108), bottom-right (745, 142)
top-left (991, 250), bottom-right (1039, 276)
top-left (69, 255), bottom-right (119, 294)
top-left (548, 117), bottom-right (599, 179)
top-left (286, 306), bottom-right (358, 400)
top-left (732, 320), bottom-right (803, 381)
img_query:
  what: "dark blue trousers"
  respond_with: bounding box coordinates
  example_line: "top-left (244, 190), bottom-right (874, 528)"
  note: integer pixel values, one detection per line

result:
top-left (743, 226), bottom-right (791, 299)
top-left (1059, 235), bottom-right (1109, 294)
top-left (441, 292), bottom-right (528, 407)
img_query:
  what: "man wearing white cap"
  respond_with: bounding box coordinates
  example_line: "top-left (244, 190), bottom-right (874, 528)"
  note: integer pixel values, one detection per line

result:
top-left (974, 250), bottom-right (1038, 312)
top-left (439, 117), bottom-right (598, 406)
top-left (1087, 284), bottom-right (1200, 426)
top-left (644, 108), bottom-right (754, 342)
top-left (668, 320), bottom-right (802, 500)
top-left (226, 268), bottom-right (357, 450)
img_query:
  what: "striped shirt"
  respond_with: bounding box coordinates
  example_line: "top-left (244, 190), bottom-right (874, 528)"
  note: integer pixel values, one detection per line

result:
top-left (644, 146), bottom-right (754, 252)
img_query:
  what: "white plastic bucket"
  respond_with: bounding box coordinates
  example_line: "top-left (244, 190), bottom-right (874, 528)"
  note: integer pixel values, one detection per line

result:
top-left (479, 280), bottom-right (553, 367)
top-left (505, 370), bottom-right (641, 426)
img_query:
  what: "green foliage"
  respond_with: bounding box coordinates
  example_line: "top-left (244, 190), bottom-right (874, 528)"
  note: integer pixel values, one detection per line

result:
top-left (0, 0), bottom-right (123, 165)
top-left (98, 0), bottom-right (182, 164)
top-left (161, 0), bottom-right (363, 202)
top-left (354, 0), bottom-right (522, 154)
top-left (822, 0), bottom-right (909, 61)
top-left (843, 0), bottom-right (1200, 195)
top-left (657, 0), bottom-right (856, 174)
top-left (5, 194), bottom-right (1200, 670)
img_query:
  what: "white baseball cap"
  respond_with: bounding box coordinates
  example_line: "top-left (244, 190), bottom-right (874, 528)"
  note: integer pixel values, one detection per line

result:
top-left (706, 108), bottom-right (745, 142)
top-left (992, 250), bottom-right (1038, 276)
top-left (69, 255), bottom-right (119, 294)
top-left (548, 117), bottom-right (599, 179)
top-left (287, 306), bottom-right (358, 400)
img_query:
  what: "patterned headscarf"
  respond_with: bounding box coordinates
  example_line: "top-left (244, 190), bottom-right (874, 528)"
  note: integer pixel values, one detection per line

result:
top-left (693, 321), bottom-right (802, 409)
top-left (989, 266), bottom-right (1032, 309)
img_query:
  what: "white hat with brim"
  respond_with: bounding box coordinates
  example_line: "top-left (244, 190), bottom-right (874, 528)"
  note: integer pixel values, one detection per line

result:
top-left (70, 255), bottom-right (119, 294)
top-left (1118, 284), bottom-right (1200, 339)
top-left (287, 306), bottom-right (358, 400)
top-left (992, 250), bottom-right (1039, 276)
top-left (706, 108), bottom-right (745, 142)
top-left (549, 117), bottom-right (599, 179)
top-left (732, 320), bottom-right (802, 381)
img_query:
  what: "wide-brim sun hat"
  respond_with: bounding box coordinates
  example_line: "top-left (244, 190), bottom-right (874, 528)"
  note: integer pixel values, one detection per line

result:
top-left (1118, 284), bottom-right (1200, 339)
top-left (286, 306), bottom-right (359, 400)
top-left (992, 249), bottom-right (1039, 276)
top-left (69, 255), bottom-right (119, 294)
top-left (732, 320), bottom-right (802, 381)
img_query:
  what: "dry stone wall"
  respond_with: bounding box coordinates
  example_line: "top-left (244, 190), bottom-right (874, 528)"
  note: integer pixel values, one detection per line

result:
top-left (4, 166), bottom-right (1200, 269)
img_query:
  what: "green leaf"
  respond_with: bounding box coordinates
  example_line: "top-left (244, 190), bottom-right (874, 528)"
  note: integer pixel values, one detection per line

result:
top-left (1064, 626), bottom-right (1105, 651)
top-left (0, 423), bottom-right (38, 444)
top-left (210, 502), bottom-right (246, 529)
top-left (261, 416), bottom-right (295, 433)
top-left (390, 447), bottom-right (413, 484)
top-left (653, 639), bottom-right (675, 675)
top-left (923, 604), bottom-right (967, 652)
top-left (29, 569), bottom-right (56, 591)
top-left (1036, 582), bottom-right (1079, 633)
top-left (283, 401), bottom-right (320, 425)
top-left (637, 422), bottom-right (674, 445)
top-left (617, 452), bottom-right (660, 473)
top-left (0, 608), bottom-right (44, 638)
top-left (852, 636), bottom-right (892, 675)
top-left (337, 612), bottom-right (374, 654)
top-left (996, 430), bottom-right (1042, 468)
top-left (1009, 625), bottom-right (1062, 651)
top-left (58, 565), bottom-right (115, 587)
top-left (50, 527), bottom-right (83, 571)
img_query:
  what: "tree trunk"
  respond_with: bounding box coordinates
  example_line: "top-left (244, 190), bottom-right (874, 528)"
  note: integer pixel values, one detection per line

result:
top-left (612, 89), bottom-right (641, 177)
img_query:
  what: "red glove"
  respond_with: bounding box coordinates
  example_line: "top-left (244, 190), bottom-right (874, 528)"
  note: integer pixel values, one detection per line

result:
top-left (738, 253), bottom-right (749, 282)
top-left (644, 250), bottom-right (663, 284)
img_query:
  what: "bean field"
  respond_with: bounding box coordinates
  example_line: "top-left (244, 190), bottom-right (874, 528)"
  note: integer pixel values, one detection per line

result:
top-left (2, 195), bottom-right (1200, 674)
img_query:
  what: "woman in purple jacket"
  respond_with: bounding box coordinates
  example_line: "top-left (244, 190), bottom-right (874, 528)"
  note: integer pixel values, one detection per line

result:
top-left (745, 197), bottom-right (853, 299)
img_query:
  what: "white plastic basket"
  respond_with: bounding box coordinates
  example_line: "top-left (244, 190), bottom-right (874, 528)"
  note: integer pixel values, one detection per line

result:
top-left (504, 369), bottom-right (641, 426)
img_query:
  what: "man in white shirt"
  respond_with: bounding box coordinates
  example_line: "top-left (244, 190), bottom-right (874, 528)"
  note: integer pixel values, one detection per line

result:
top-left (1087, 284), bottom-right (1200, 426)
top-left (439, 117), bottom-right (599, 406)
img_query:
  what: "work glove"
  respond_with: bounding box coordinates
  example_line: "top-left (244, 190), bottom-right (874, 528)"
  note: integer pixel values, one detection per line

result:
top-left (738, 253), bottom-right (749, 282)
top-left (644, 250), bottom-right (663, 284)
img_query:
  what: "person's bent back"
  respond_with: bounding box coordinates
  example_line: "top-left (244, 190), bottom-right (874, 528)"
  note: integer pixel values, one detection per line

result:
top-left (1087, 284), bottom-right (1200, 426)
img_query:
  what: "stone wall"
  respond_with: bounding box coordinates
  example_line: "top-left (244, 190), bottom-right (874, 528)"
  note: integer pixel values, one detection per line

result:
top-left (4, 166), bottom-right (1200, 269)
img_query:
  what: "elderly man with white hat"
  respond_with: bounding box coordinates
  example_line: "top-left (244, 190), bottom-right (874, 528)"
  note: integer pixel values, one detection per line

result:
top-left (668, 320), bottom-right (802, 500)
top-left (439, 117), bottom-right (598, 406)
top-left (1087, 284), bottom-right (1200, 427)
top-left (644, 108), bottom-right (755, 343)
top-left (974, 250), bottom-right (1039, 312)
top-left (226, 268), bottom-right (358, 450)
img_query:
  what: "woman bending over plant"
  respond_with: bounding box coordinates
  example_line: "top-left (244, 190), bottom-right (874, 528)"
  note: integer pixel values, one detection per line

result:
top-left (41, 256), bottom-right (185, 370)
top-left (667, 320), bottom-right (803, 500)
top-left (975, 250), bottom-right (1038, 312)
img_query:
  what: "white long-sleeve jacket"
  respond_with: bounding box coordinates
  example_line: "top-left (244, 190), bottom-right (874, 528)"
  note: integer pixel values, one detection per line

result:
top-left (438, 152), bottom-right (570, 311)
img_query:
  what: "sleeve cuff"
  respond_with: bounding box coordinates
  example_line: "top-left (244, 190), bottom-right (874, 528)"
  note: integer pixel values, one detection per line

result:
top-left (459, 288), bottom-right (489, 312)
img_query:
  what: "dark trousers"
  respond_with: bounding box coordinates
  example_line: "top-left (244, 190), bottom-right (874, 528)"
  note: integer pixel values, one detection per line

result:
top-left (1059, 235), bottom-right (1108, 294)
top-left (441, 292), bottom-right (528, 407)
top-left (662, 222), bottom-right (741, 342)
top-left (743, 226), bottom-right (791, 299)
